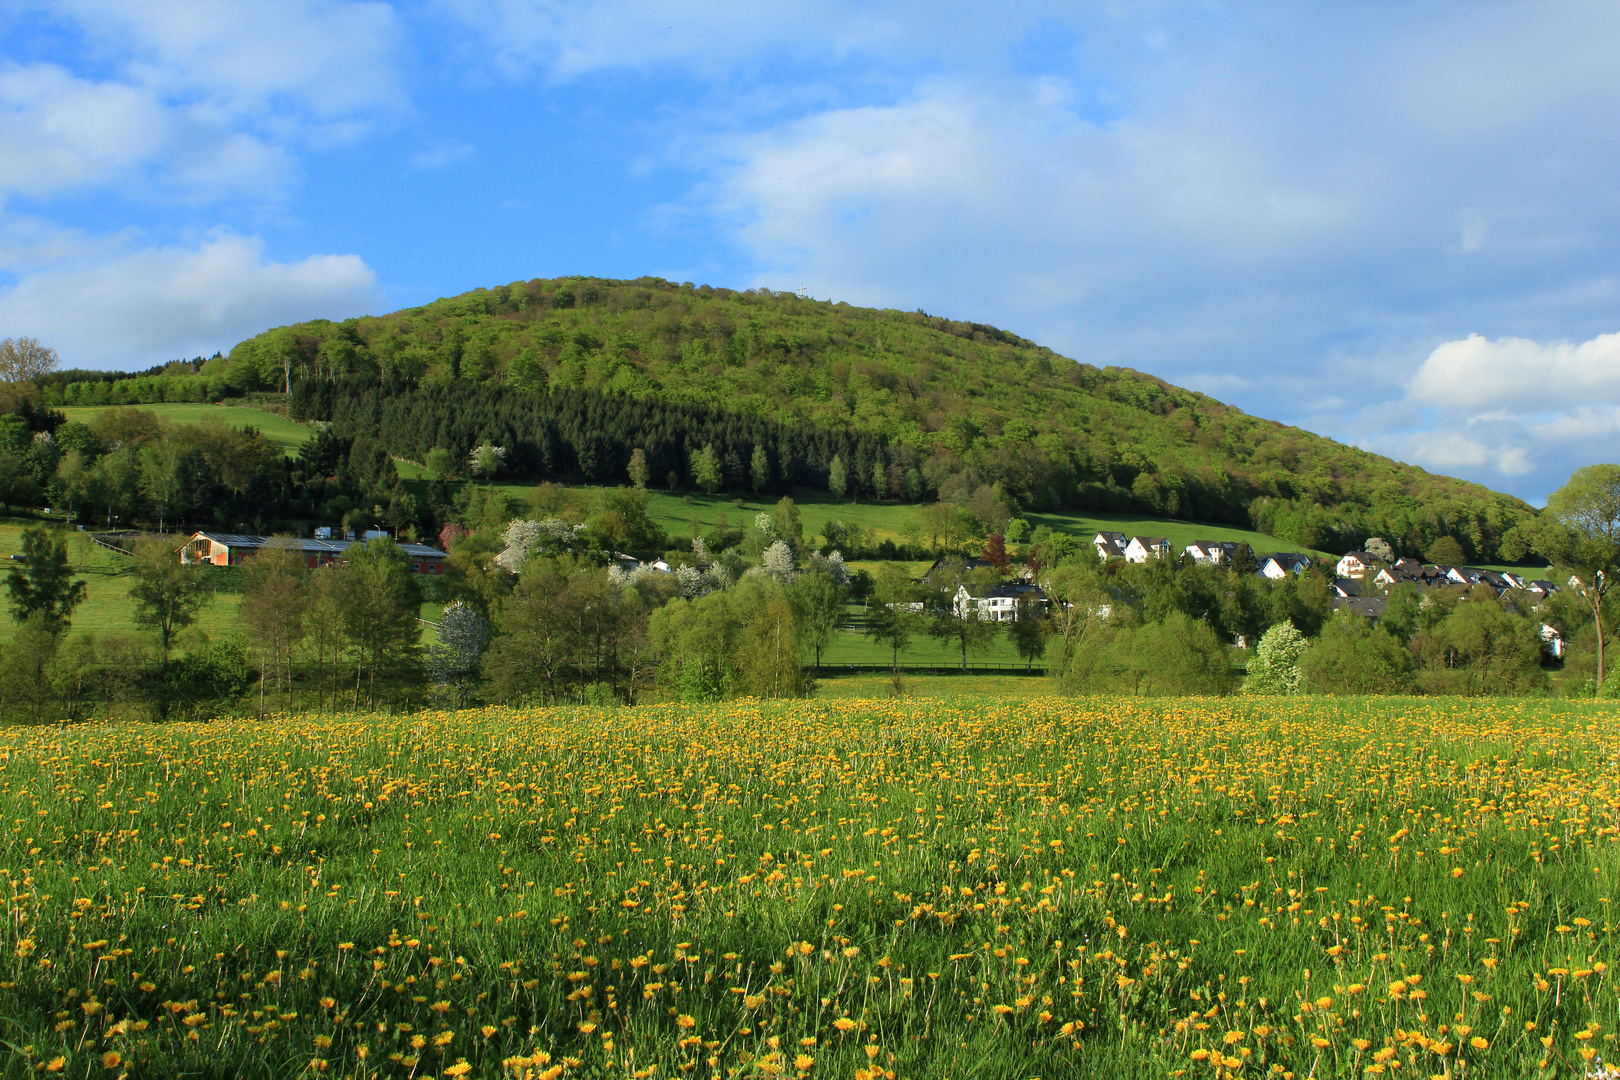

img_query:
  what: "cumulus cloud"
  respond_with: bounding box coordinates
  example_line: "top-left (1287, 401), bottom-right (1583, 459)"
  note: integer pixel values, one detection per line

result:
top-left (1340, 330), bottom-right (1620, 498)
top-left (1408, 332), bottom-right (1620, 414)
top-left (0, 62), bottom-right (293, 200)
top-left (0, 232), bottom-right (379, 369)
top-left (46, 0), bottom-right (407, 118)
top-left (0, 0), bottom-right (404, 201)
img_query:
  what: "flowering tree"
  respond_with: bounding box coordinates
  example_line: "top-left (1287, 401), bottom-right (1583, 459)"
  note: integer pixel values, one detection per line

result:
top-left (759, 540), bottom-right (796, 584)
top-left (1244, 622), bottom-right (1310, 695)
top-left (425, 600), bottom-right (491, 708)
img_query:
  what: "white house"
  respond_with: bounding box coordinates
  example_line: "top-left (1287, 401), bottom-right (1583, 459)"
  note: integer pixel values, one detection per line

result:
top-left (1259, 553), bottom-right (1311, 579)
top-left (1182, 540), bottom-right (1233, 564)
top-left (1092, 531), bottom-right (1129, 562)
top-left (1124, 536), bottom-right (1170, 563)
top-left (953, 582), bottom-right (1047, 622)
top-left (1183, 540), bottom-right (1241, 565)
top-left (1335, 551), bottom-right (1378, 578)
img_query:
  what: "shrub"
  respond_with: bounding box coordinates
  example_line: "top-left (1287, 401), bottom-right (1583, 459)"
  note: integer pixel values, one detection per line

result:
top-left (1299, 614), bottom-right (1414, 694)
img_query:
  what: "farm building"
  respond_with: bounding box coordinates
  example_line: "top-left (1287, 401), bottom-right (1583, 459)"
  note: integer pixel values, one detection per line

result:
top-left (179, 532), bottom-right (447, 574)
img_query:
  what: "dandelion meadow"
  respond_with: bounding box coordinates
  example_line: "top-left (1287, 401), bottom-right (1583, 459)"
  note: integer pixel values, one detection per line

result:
top-left (1, 697), bottom-right (1617, 1079)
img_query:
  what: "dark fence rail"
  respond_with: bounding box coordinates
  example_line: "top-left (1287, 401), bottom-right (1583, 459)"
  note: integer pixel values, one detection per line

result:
top-left (89, 531), bottom-right (143, 556)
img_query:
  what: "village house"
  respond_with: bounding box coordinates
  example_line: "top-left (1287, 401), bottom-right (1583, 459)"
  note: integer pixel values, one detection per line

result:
top-left (179, 531), bottom-right (448, 575)
top-left (1182, 540), bottom-right (1241, 565)
top-left (1335, 551), bottom-right (1379, 578)
top-left (953, 581), bottom-right (1047, 622)
top-left (1333, 578), bottom-right (1371, 598)
top-left (1259, 553), bottom-right (1311, 578)
top-left (1332, 595), bottom-right (1388, 624)
top-left (1092, 531), bottom-right (1129, 561)
top-left (1124, 536), bottom-right (1170, 563)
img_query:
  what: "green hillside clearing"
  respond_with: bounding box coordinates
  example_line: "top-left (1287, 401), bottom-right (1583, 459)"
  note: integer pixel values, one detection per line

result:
top-left (57, 402), bottom-right (314, 456)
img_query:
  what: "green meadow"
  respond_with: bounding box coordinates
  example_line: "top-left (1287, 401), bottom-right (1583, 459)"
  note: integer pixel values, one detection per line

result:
top-left (0, 696), bottom-right (1612, 1078)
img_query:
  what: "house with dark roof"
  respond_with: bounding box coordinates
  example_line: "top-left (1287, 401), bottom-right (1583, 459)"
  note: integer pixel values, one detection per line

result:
top-left (1335, 551), bottom-right (1380, 578)
top-left (1184, 540), bottom-right (1241, 565)
top-left (1092, 531), bottom-right (1129, 562)
top-left (1259, 553), bottom-right (1311, 578)
top-left (1333, 595), bottom-right (1388, 624)
top-left (1333, 578), bottom-right (1371, 598)
top-left (954, 581), bottom-right (1047, 622)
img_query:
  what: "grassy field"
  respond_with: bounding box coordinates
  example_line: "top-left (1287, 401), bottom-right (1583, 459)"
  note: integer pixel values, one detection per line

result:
top-left (56, 402), bottom-right (316, 457)
top-left (0, 697), bottom-right (1615, 1078)
top-left (0, 521), bottom-right (241, 645)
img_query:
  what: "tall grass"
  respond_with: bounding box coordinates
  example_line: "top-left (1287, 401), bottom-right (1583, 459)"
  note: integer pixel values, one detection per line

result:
top-left (1, 696), bottom-right (1615, 1078)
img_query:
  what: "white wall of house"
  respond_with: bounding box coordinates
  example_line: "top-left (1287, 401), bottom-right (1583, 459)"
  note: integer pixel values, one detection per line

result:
top-left (1124, 538), bottom-right (1167, 563)
top-left (1336, 554), bottom-right (1369, 577)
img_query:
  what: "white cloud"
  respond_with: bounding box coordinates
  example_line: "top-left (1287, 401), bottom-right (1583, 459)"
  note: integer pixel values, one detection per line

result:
top-left (0, 62), bottom-right (293, 200)
top-left (1339, 329), bottom-right (1620, 497)
top-left (593, 4), bottom-right (1620, 503)
top-left (0, 0), bottom-right (404, 201)
top-left (1408, 332), bottom-right (1620, 414)
top-left (45, 0), bottom-right (407, 118)
top-left (0, 231), bottom-right (379, 368)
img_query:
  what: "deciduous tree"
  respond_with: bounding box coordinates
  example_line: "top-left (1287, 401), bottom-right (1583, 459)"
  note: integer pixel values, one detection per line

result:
top-left (4, 528), bottom-right (87, 633)
top-left (129, 536), bottom-right (212, 658)
top-left (865, 564), bottom-right (923, 675)
top-left (692, 443), bottom-right (722, 494)
top-left (1539, 464), bottom-right (1620, 692)
top-left (239, 537), bottom-right (306, 716)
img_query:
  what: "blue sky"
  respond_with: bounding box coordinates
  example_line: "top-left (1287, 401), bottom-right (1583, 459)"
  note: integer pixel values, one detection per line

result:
top-left (4, 1), bottom-right (1620, 504)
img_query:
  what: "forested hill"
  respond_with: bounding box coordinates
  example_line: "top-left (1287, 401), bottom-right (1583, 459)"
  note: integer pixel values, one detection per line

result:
top-left (206, 275), bottom-right (1532, 560)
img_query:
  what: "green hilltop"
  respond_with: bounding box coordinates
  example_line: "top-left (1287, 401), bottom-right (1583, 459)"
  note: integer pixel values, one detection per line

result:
top-left (55, 275), bottom-right (1536, 561)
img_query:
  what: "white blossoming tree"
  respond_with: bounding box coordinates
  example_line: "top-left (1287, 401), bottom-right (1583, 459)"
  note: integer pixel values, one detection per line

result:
top-left (1244, 622), bottom-right (1311, 695)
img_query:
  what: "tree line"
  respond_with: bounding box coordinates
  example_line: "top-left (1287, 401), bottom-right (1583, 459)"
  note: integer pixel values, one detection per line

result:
top-left (6, 461), bottom-right (1620, 724)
